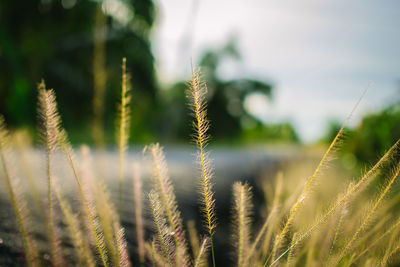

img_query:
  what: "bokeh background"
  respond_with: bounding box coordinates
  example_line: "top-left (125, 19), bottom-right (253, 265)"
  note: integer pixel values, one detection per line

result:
top-left (0, 0), bottom-right (399, 166)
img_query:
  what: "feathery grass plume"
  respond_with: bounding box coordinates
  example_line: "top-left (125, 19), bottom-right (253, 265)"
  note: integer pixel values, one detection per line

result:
top-left (381, 223), bottom-right (400, 266)
top-left (232, 182), bottom-right (253, 267)
top-left (145, 240), bottom-right (169, 266)
top-left (246, 172), bottom-right (283, 264)
top-left (382, 220), bottom-right (400, 262)
top-left (117, 57), bottom-right (131, 216)
top-left (187, 220), bottom-right (201, 259)
top-left (285, 233), bottom-right (298, 267)
top-left (114, 223), bottom-right (132, 267)
top-left (94, 180), bottom-right (120, 266)
top-left (334, 164), bottom-right (400, 264)
top-left (304, 230), bottom-right (318, 266)
top-left (194, 238), bottom-right (210, 267)
top-left (148, 190), bottom-right (174, 266)
top-left (37, 81), bottom-right (63, 266)
top-left (269, 139), bottom-right (400, 267)
top-left (78, 145), bottom-right (106, 255)
top-left (94, 179), bottom-right (132, 267)
top-left (325, 203), bottom-right (347, 266)
top-left (12, 131), bottom-right (46, 221)
top-left (132, 163), bottom-right (145, 264)
top-left (40, 88), bottom-right (109, 267)
top-left (349, 218), bottom-right (394, 264)
top-left (54, 184), bottom-right (95, 267)
top-left (92, 2), bottom-right (107, 148)
top-left (187, 69), bottom-right (217, 267)
top-left (146, 143), bottom-right (189, 265)
top-left (351, 213), bottom-right (392, 255)
top-left (0, 116), bottom-right (40, 267)
top-left (267, 89), bottom-right (367, 263)
top-left (380, 239), bottom-right (400, 266)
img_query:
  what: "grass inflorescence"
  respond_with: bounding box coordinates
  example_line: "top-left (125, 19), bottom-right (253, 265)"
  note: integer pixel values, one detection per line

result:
top-left (1, 66), bottom-right (400, 267)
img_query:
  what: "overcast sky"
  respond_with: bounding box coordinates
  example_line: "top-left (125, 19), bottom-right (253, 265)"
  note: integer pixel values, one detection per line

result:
top-left (151, 0), bottom-right (400, 142)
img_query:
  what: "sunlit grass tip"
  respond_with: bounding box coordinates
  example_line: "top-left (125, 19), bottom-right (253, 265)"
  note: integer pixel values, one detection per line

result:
top-left (187, 68), bottom-right (217, 267)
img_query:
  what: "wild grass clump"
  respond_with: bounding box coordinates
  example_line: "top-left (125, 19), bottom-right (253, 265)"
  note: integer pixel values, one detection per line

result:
top-left (1, 64), bottom-right (400, 267)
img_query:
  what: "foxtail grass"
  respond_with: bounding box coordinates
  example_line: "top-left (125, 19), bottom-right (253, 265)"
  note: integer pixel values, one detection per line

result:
top-left (38, 84), bottom-right (109, 267)
top-left (245, 173), bottom-right (283, 265)
top-left (325, 202), bottom-right (347, 266)
top-left (148, 190), bottom-right (174, 266)
top-left (114, 223), bottom-right (131, 267)
top-left (54, 184), bottom-right (95, 267)
top-left (232, 182), bottom-right (253, 267)
top-left (285, 233), bottom-right (297, 267)
top-left (12, 132), bottom-right (45, 222)
top-left (37, 81), bottom-right (63, 266)
top-left (94, 180), bottom-right (121, 266)
top-left (145, 239), bottom-right (169, 266)
top-left (117, 57), bottom-right (131, 217)
top-left (267, 90), bottom-right (365, 265)
top-left (188, 69), bottom-right (217, 267)
top-left (334, 164), bottom-right (400, 264)
top-left (269, 138), bottom-right (400, 266)
top-left (194, 238), bottom-right (210, 267)
top-left (0, 116), bottom-right (40, 267)
top-left (146, 143), bottom-right (189, 265)
top-left (4, 66), bottom-right (400, 267)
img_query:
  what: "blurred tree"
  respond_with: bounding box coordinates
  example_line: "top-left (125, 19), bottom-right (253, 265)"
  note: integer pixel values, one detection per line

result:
top-left (241, 122), bottom-right (299, 143)
top-left (0, 0), bottom-right (156, 143)
top-left (346, 102), bottom-right (400, 164)
top-left (322, 100), bottom-right (400, 166)
top-left (158, 38), bottom-right (299, 143)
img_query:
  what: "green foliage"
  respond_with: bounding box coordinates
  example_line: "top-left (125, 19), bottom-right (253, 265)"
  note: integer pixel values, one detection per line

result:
top-left (0, 0), bottom-right (156, 142)
top-left (347, 102), bottom-right (400, 164)
top-left (322, 101), bottom-right (400, 166)
top-left (241, 121), bottom-right (299, 143)
top-left (160, 39), bottom-right (283, 142)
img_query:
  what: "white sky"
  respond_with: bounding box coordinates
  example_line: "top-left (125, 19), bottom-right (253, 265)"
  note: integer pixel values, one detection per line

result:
top-left (151, 0), bottom-right (400, 142)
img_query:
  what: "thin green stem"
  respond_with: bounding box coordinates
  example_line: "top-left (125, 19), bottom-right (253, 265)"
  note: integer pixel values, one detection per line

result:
top-left (210, 235), bottom-right (216, 267)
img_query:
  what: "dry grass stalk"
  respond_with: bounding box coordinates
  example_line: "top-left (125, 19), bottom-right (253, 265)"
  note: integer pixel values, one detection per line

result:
top-left (325, 202), bottom-right (347, 266)
top-left (54, 184), bottom-right (95, 267)
top-left (118, 57), bottom-right (131, 216)
top-left (267, 90), bottom-right (366, 264)
top-left (146, 143), bottom-right (189, 265)
top-left (232, 182), bottom-right (253, 267)
top-left (114, 223), bottom-right (131, 267)
top-left (246, 172), bottom-right (283, 264)
top-left (94, 180), bottom-right (121, 266)
top-left (148, 190), bottom-right (174, 266)
top-left (269, 138), bottom-right (400, 266)
top-left (37, 81), bottom-right (63, 266)
top-left (194, 238), bottom-right (210, 267)
top-left (0, 116), bottom-right (40, 267)
top-left (334, 164), bottom-right (400, 264)
top-left (39, 85), bottom-right (109, 267)
top-left (285, 233), bottom-right (298, 267)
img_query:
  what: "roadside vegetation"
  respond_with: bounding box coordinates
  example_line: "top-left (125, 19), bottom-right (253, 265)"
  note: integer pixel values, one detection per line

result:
top-left (1, 60), bottom-right (400, 266)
